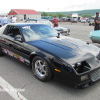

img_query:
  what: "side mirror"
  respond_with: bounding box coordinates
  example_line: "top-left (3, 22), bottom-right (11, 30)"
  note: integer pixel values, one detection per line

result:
top-left (14, 37), bottom-right (22, 42)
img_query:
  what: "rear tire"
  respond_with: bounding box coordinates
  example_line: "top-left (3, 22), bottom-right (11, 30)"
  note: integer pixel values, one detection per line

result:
top-left (32, 56), bottom-right (53, 82)
top-left (0, 47), bottom-right (4, 56)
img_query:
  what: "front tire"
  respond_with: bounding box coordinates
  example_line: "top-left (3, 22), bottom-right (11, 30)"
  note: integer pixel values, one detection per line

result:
top-left (32, 56), bottom-right (53, 82)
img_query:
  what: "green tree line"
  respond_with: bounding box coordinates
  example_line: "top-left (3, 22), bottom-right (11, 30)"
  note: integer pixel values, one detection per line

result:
top-left (41, 12), bottom-right (66, 18)
top-left (41, 12), bottom-right (92, 18)
top-left (40, 9), bottom-right (100, 18)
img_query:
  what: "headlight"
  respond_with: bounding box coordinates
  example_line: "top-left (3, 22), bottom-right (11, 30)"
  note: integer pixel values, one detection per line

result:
top-left (72, 64), bottom-right (75, 67)
top-left (77, 62), bottom-right (81, 66)
top-left (81, 75), bottom-right (88, 81)
top-left (72, 62), bottom-right (81, 68)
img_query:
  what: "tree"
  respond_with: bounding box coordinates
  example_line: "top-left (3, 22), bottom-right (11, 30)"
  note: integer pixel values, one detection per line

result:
top-left (48, 13), bottom-right (53, 17)
top-left (41, 12), bottom-right (48, 16)
top-left (66, 14), bottom-right (71, 18)
top-left (59, 13), bottom-right (66, 18)
top-left (82, 14), bottom-right (92, 18)
top-left (53, 13), bottom-right (66, 18)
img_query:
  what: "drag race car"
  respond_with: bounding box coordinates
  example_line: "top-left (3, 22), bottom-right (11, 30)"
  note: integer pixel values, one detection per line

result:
top-left (0, 23), bottom-right (100, 88)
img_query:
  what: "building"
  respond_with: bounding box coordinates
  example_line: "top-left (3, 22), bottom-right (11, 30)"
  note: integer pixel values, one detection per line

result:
top-left (8, 9), bottom-right (41, 21)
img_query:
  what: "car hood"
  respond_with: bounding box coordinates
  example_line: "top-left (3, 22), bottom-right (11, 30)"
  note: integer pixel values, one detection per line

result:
top-left (27, 36), bottom-right (99, 65)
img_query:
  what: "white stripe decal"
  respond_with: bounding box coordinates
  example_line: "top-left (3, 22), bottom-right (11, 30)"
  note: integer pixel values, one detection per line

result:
top-left (0, 76), bottom-right (27, 100)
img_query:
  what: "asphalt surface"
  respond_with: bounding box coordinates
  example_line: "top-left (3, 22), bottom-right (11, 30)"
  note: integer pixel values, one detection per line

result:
top-left (0, 22), bottom-right (100, 100)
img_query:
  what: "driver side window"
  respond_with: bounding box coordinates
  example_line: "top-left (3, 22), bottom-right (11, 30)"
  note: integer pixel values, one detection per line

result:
top-left (3, 26), bottom-right (22, 38)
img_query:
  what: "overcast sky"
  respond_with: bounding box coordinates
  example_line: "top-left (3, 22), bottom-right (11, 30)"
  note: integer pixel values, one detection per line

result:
top-left (0, 0), bottom-right (100, 14)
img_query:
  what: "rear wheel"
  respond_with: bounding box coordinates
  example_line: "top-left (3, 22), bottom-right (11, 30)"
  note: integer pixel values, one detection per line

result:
top-left (0, 47), bottom-right (4, 56)
top-left (32, 56), bottom-right (53, 82)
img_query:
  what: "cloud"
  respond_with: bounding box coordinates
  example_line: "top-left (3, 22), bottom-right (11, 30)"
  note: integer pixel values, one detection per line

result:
top-left (0, 0), bottom-right (100, 14)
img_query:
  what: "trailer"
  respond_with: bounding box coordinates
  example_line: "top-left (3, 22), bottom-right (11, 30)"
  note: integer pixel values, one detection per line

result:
top-left (72, 13), bottom-right (78, 23)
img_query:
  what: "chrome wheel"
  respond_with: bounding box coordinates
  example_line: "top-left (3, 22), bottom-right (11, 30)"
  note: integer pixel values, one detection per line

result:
top-left (32, 56), bottom-right (53, 81)
top-left (35, 60), bottom-right (46, 77)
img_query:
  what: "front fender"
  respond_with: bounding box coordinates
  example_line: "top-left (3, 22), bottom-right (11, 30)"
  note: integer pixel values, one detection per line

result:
top-left (29, 51), bottom-right (54, 69)
top-left (29, 51), bottom-right (57, 76)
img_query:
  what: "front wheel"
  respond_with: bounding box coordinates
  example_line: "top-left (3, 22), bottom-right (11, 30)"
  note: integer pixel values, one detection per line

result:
top-left (32, 56), bottom-right (53, 82)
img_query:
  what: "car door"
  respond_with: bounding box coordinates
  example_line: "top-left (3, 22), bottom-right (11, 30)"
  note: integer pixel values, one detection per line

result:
top-left (1, 25), bottom-right (31, 63)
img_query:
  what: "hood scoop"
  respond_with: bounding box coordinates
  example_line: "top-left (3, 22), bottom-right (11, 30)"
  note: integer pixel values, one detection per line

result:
top-left (52, 40), bottom-right (77, 49)
top-left (50, 37), bottom-right (87, 49)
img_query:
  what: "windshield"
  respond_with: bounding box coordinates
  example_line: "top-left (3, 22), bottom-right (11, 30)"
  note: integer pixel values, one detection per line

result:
top-left (25, 20), bottom-right (53, 27)
top-left (21, 25), bottom-right (58, 41)
top-left (37, 20), bottom-right (53, 27)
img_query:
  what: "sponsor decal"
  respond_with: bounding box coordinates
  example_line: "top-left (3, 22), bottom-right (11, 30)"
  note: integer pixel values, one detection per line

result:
top-left (24, 59), bottom-right (30, 64)
top-left (6, 50), bottom-right (9, 53)
top-left (14, 53), bottom-right (19, 59)
top-left (19, 56), bottom-right (24, 63)
top-left (8, 51), bottom-right (14, 57)
top-left (22, 26), bottom-right (30, 29)
top-left (2, 48), bottom-right (7, 54)
top-left (1, 48), bottom-right (28, 63)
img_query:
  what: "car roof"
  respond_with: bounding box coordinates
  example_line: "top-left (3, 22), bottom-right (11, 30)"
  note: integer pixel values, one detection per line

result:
top-left (7, 23), bottom-right (48, 27)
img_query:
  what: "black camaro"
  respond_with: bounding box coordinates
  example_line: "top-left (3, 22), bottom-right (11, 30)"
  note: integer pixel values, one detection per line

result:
top-left (0, 23), bottom-right (100, 88)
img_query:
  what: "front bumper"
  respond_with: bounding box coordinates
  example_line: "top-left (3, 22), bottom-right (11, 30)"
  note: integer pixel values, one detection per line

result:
top-left (60, 31), bottom-right (70, 36)
top-left (74, 80), bottom-right (94, 88)
top-left (75, 67), bottom-right (100, 88)
top-left (59, 66), bottom-right (100, 89)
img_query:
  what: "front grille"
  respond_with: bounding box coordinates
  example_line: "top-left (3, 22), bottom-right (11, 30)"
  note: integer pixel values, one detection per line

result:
top-left (91, 68), bottom-right (100, 82)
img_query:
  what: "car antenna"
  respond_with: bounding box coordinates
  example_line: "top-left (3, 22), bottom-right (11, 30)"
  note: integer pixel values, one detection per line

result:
top-left (57, 33), bottom-right (60, 38)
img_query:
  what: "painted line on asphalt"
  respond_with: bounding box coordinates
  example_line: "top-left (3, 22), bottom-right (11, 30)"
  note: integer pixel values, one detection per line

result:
top-left (0, 76), bottom-right (27, 100)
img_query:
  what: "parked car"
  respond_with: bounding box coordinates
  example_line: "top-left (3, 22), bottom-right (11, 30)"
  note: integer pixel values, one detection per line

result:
top-left (0, 23), bottom-right (100, 88)
top-left (89, 20), bottom-right (95, 26)
top-left (60, 17), bottom-right (68, 22)
top-left (24, 19), bottom-right (70, 36)
top-left (89, 30), bottom-right (100, 43)
top-left (81, 19), bottom-right (86, 23)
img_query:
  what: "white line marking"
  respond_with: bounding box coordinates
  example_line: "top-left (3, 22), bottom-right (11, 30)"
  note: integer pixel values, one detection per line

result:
top-left (0, 76), bottom-right (27, 100)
